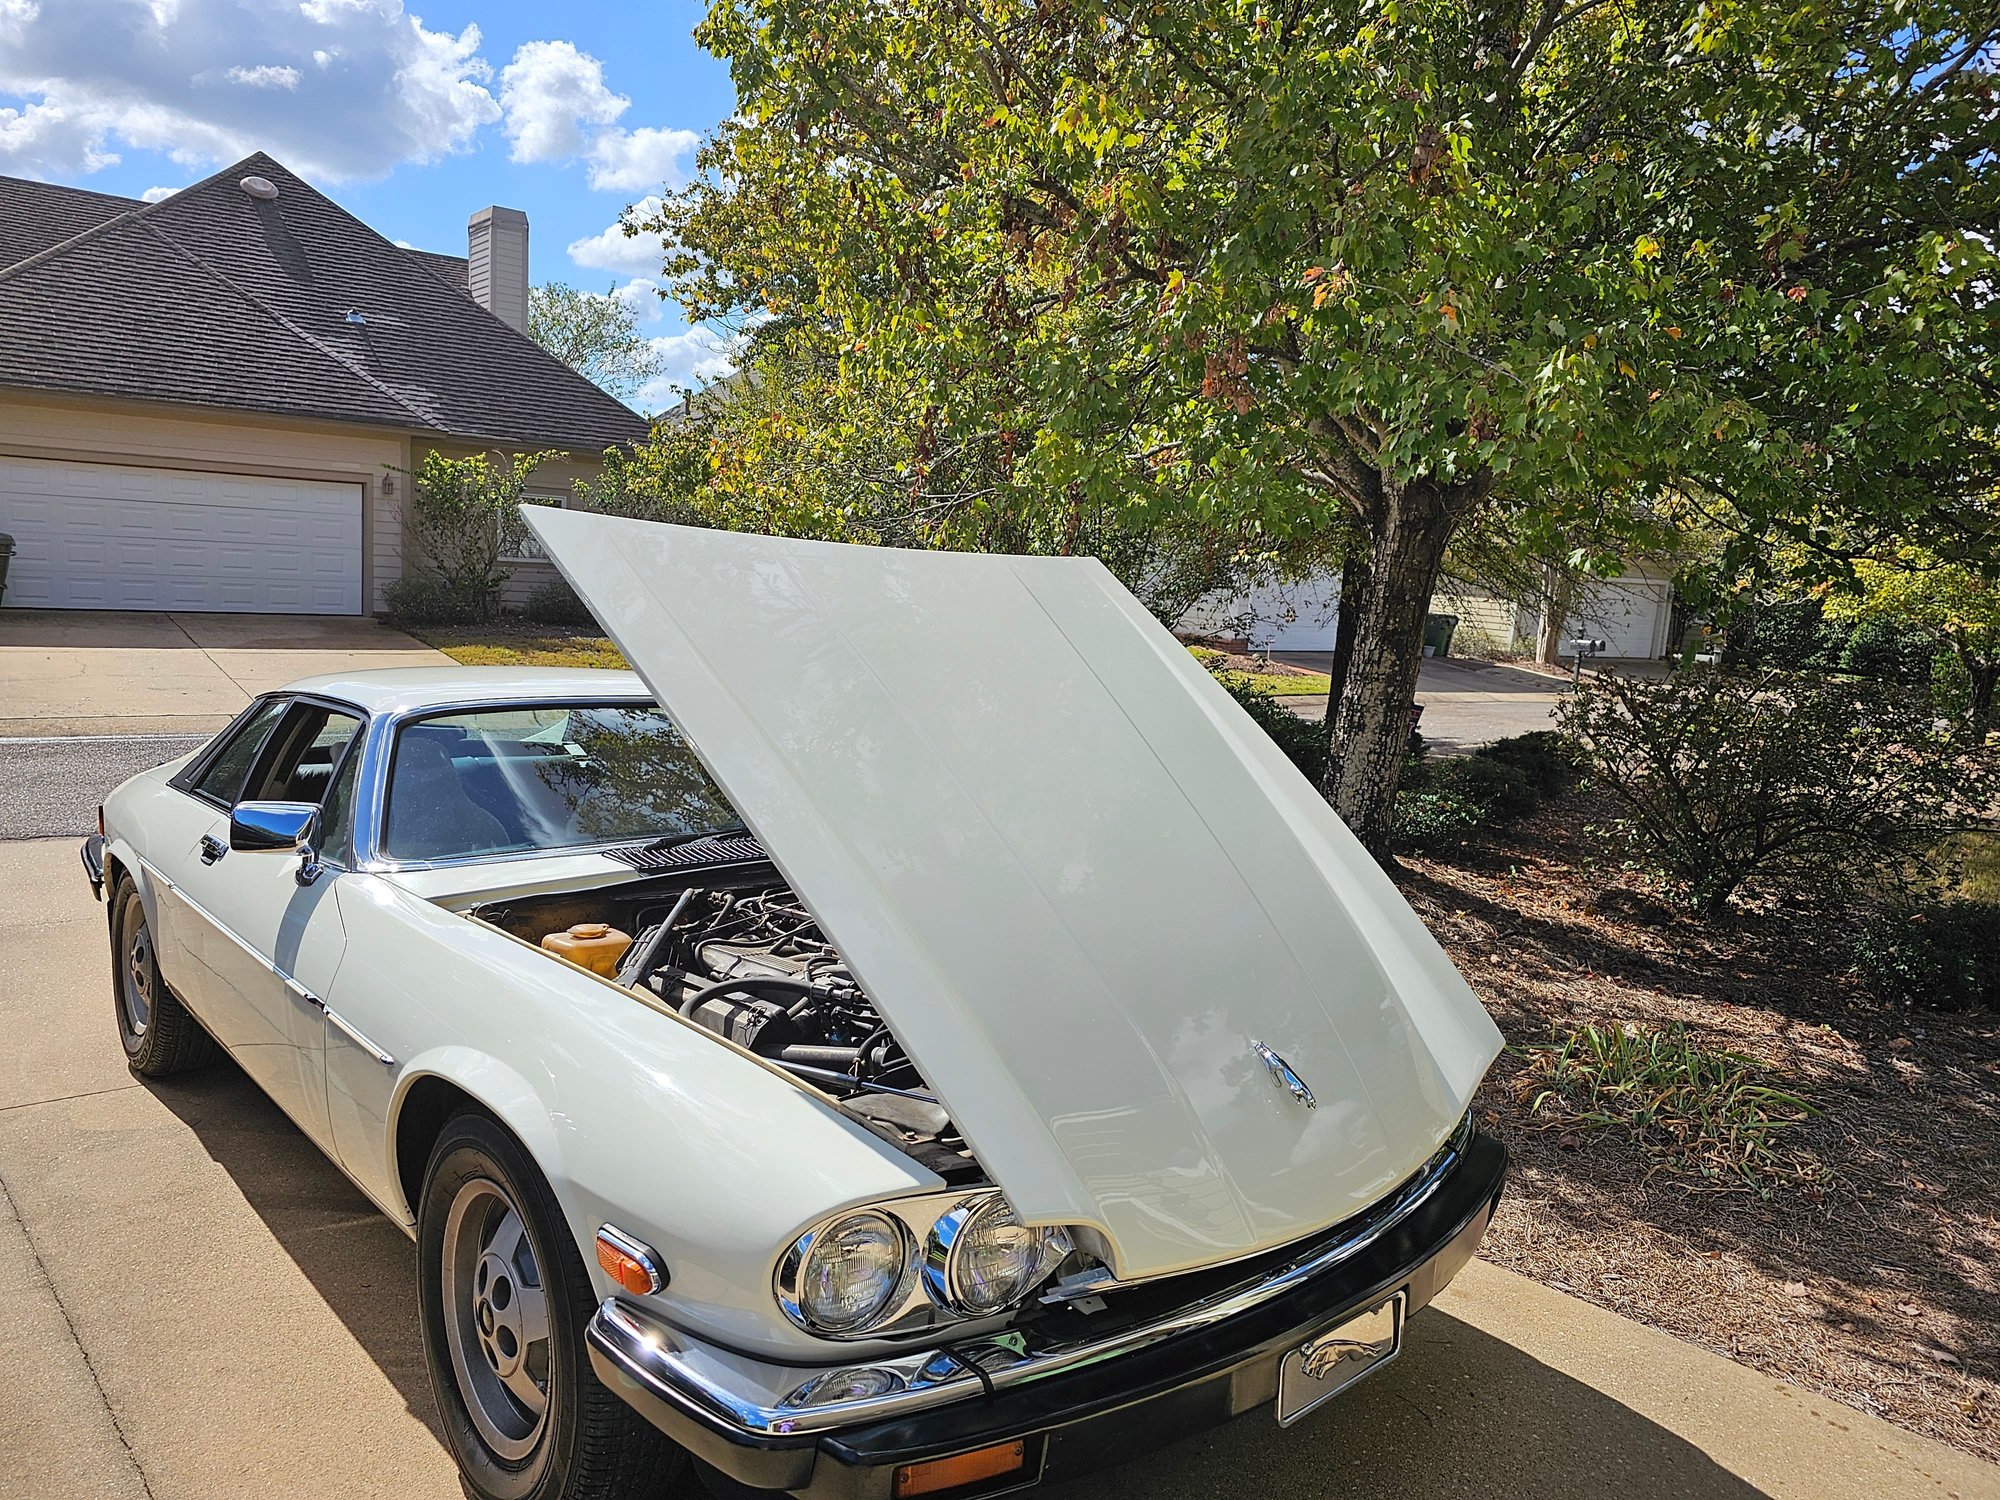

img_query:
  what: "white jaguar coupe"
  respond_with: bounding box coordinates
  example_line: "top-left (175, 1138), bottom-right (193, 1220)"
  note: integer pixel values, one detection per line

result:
top-left (83, 510), bottom-right (1504, 1500)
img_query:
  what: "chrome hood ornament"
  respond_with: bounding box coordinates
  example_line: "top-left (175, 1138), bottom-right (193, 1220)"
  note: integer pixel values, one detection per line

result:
top-left (1252, 1041), bottom-right (1316, 1110)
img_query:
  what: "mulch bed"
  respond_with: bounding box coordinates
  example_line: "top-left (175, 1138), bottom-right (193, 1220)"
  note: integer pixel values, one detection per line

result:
top-left (1395, 791), bottom-right (2000, 1463)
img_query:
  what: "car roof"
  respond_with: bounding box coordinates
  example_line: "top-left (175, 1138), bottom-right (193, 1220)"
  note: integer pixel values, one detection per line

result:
top-left (278, 665), bottom-right (651, 716)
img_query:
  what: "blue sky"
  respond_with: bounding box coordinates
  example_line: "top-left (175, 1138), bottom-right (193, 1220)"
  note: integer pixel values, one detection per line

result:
top-left (0, 1), bottom-right (738, 402)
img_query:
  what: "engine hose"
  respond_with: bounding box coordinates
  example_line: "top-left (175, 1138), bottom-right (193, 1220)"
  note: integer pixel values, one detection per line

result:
top-left (677, 973), bottom-right (821, 1020)
top-left (776, 1044), bottom-right (862, 1070)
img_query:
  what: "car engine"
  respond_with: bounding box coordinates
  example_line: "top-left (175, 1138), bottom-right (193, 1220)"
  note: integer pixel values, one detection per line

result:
top-left (618, 885), bottom-right (980, 1181)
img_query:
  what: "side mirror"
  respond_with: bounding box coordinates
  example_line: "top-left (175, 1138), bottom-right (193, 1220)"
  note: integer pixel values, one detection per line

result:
top-left (230, 800), bottom-right (324, 886)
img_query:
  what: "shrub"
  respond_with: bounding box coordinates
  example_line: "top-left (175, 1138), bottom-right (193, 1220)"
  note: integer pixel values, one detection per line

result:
top-left (1518, 1022), bottom-right (1825, 1193)
top-left (1838, 617), bottom-right (1935, 687)
top-left (1208, 668), bottom-right (1327, 777)
top-left (1559, 667), bottom-right (1979, 914)
top-left (392, 450), bottom-right (560, 623)
top-left (1853, 898), bottom-right (2000, 1012)
top-left (382, 573), bottom-right (488, 625)
top-left (523, 578), bottom-right (598, 627)
top-left (1427, 754), bottom-right (1538, 822)
top-left (1394, 785), bottom-right (1487, 852)
top-left (1476, 730), bottom-right (1581, 798)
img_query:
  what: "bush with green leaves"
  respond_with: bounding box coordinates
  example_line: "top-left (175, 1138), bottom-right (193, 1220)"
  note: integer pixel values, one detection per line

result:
top-left (522, 578), bottom-right (598, 628)
top-left (1394, 785), bottom-right (1488, 853)
top-left (1207, 668), bottom-right (1327, 778)
top-left (390, 450), bottom-right (559, 623)
top-left (1559, 668), bottom-right (1980, 914)
top-left (381, 573), bottom-right (488, 626)
top-left (1475, 730), bottom-right (1581, 799)
top-left (1853, 898), bottom-right (2000, 1013)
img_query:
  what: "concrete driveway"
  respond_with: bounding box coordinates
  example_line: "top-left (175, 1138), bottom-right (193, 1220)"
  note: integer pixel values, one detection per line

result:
top-left (0, 609), bottom-right (451, 738)
top-left (1272, 654), bottom-right (1571, 752)
top-left (5, 836), bottom-right (1996, 1498)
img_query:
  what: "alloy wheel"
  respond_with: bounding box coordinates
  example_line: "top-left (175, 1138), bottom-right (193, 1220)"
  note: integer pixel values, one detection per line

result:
top-left (440, 1177), bottom-right (553, 1463)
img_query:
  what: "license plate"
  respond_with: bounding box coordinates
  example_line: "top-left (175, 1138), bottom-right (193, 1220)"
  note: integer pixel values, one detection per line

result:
top-left (1275, 1291), bottom-right (1405, 1426)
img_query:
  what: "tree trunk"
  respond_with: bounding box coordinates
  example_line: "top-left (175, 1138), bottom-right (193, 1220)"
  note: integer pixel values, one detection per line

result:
top-left (1321, 545), bottom-right (1371, 755)
top-left (1968, 659), bottom-right (1997, 740)
top-left (1535, 563), bottom-right (1575, 665)
top-left (1322, 481), bottom-right (1464, 854)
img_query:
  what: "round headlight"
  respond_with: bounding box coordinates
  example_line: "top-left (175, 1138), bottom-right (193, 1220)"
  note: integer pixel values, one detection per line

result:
top-left (935, 1197), bottom-right (1052, 1316)
top-left (789, 1211), bottom-right (909, 1334)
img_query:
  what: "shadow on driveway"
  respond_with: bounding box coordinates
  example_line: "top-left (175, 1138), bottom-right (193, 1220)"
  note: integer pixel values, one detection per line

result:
top-left (149, 1058), bottom-right (1770, 1500)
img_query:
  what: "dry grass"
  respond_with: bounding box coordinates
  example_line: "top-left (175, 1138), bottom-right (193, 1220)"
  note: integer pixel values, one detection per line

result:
top-left (405, 621), bottom-right (629, 670)
top-left (1398, 790), bottom-right (2000, 1462)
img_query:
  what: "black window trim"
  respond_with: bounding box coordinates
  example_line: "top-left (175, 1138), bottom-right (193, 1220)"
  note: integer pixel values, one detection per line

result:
top-left (171, 693), bottom-right (373, 821)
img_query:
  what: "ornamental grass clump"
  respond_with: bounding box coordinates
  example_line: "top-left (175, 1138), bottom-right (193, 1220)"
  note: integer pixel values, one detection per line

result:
top-left (1518, 1023), bottom-right (1825, 1194)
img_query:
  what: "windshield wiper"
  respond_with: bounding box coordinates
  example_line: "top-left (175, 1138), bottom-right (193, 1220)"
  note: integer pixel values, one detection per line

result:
top-left (640, 823), bottom-right (749, 853)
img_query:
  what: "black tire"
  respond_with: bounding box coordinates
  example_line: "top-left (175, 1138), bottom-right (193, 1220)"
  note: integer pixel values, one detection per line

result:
top-left (109, 874), bottom-right (217, 1077)
top-left (418, 1111), bottom-right (690, 1500)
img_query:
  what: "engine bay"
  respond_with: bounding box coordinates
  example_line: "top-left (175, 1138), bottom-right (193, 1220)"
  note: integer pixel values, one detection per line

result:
top-left (473, 871), bottom-right (983, 1184)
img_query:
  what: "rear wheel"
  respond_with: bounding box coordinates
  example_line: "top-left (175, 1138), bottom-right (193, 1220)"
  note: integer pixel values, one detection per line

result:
top-left (109, 875), bottom-right (216, 1077)
top-left (418, 1112), bottom-right (689, 1500)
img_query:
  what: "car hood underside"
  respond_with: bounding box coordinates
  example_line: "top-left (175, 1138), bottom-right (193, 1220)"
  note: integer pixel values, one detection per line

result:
top-left (526, 508), bottom-right (1503, 1281)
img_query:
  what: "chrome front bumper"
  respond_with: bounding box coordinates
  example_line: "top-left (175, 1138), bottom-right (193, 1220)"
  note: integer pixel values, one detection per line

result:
top-left (587, 1121), bottom-right (1506, 1495)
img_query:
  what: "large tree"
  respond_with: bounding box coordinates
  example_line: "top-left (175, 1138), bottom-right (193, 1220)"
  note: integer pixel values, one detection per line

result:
top-left (653, 0), bottom-right (1997, 849)
top-left (528, 281), bottom-right (666, 407)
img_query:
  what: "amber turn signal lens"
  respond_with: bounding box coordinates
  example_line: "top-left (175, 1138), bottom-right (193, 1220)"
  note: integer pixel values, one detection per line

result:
top-left (595, 1227), bottom-right (662, 1296)
top-left (892, 1440), bottom-right (1026, 1497)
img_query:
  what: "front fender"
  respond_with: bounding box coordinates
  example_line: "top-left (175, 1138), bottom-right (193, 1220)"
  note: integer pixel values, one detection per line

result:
top-left (387, 1048), bottom-right (567, 1220)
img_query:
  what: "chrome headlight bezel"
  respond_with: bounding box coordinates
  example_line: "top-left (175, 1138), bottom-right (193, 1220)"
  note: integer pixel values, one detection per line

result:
top-left (774, 1208), bottom-right (914, 1337)
top-left (921, 1195), bottom-right (1065, 1317)
top-left (775, 1191), bottom-right (1071, 1340)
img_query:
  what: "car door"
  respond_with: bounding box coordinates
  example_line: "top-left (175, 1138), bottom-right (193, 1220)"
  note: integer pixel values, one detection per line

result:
top-left (172, 698), bottom-right (364, 1151)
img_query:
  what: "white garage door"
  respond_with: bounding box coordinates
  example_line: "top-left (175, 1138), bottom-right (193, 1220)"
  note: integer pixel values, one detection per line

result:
top-left (0, 456), bottom-right (363, 614)
top-left (1575, 577), bottom-right (1671, 659)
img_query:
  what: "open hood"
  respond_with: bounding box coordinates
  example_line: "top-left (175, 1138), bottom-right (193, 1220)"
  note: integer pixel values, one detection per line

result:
top-left (526, 509), bottom-right (1502, 1281)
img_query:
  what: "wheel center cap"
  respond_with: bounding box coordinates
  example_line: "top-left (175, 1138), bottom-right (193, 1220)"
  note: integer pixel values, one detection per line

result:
top-left (474, 1250), bottom-right (525, 1377)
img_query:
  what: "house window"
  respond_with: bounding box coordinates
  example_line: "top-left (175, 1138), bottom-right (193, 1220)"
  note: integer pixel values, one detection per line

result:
top-left (502, 493), bottom-right (565, 562)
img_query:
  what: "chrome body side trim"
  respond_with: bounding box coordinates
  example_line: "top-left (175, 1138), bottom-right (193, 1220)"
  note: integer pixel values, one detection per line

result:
top-left (590, 1114), bottom-right (1473, 1437)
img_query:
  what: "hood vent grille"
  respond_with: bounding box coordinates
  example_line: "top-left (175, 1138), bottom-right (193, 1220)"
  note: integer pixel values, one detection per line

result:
top-left (606, 832), bottom-right (766, 873)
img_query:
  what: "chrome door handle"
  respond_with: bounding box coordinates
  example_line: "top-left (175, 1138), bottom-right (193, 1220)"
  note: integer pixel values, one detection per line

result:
top-left (199, 834), bottom-right (227, 865)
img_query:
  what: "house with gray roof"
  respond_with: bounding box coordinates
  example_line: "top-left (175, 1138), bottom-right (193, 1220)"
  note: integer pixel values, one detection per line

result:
top-left (0, 152), bottom-right (651, 616)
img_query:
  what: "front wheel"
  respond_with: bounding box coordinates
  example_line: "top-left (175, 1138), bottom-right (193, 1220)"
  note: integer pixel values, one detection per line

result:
top-left (417, 1112), bottom-right (689, 1500)
top-left (109, 874), bottom-right (216, 1077)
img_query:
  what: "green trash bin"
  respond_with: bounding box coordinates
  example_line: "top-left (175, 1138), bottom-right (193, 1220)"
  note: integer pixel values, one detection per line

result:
top-left (0, 533), bottom-right (13, 609)
top-left (1422, 612), bottom-right (1458, 657)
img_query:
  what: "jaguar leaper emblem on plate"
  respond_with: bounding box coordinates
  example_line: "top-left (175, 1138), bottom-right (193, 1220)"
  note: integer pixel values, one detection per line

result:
top-left (1251, 1040), bottom-right (1316, 1110)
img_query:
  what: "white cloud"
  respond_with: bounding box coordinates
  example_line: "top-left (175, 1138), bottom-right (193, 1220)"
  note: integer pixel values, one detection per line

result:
top-left (224, 63), bottom-right (300, 90)
top-left (498, 38), bottom-right (625, 164)
top-left (0, 96), bottom-right (120, 178)
top-left (635, 324), bottom-right (743, 409)
top-left (586, 124), bottom-right (699, 191)
top-left (566, 196), bottom-right (665, 277)
top-left (608, 277), bottom-right (666, 324)
top-left (140, 183), bottom-right (182, 202)
top-left (0, 0), bottom-right (499, 182)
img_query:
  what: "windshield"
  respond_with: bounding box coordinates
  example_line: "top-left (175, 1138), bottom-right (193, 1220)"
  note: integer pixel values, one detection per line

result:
top-left (381, 702), bottom-right (740, 862)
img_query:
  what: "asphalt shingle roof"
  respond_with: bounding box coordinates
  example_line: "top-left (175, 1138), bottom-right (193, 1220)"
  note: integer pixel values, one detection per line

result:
top-left (0, 177), bottom-right (140, 270)
top-left (0, 154), bottom-right (651, 453)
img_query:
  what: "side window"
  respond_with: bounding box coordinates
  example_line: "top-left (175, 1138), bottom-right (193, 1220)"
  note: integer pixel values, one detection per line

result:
top-left (245, 704), bottom-right (364, 807)
top-left (316, 738), bottom-right (364, 864)
top-left (192, 698), bottom-right (290, 806)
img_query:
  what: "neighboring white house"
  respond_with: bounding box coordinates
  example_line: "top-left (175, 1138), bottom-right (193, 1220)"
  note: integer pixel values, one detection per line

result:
top-left (1181, 563), bottom-right (1679, 660)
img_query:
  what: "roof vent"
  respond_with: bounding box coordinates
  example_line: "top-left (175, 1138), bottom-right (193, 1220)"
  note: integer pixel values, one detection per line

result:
top-left (344, 309), bottom-right (367, 326)
top-left (239, 175), bottom-right (280, 201)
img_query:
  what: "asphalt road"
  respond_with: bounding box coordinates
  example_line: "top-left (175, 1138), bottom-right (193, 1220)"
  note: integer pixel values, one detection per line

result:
top-left (4, 836), bottom-right (1993, 1500)
top-left (0, 734), bottom-right (204, 839)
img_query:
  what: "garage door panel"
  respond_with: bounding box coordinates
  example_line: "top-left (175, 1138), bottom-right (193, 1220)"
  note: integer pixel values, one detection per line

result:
top-left (0, 457), bottom-right (362, 614)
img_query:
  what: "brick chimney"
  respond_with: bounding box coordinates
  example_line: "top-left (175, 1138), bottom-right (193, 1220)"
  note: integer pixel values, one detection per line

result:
top-left (467, 205), bottom-right (529, 332)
